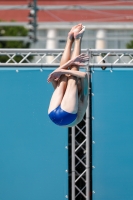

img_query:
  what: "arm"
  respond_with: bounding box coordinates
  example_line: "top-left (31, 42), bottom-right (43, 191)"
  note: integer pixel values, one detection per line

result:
top-left (47, 69), bottom-right (87, 83)
top-left (47, 54), bottom-right (89, 83)
top-left (55, 54), bottom-right (89, 70)
top-left (58, 59), bottom-right (73, 70)
top-left (60, 69), bottom-right (87, 78)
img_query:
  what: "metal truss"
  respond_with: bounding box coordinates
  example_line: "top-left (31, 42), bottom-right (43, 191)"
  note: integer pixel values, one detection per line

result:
top-left (0, 49), bottom-right (133, 68)
top-left (0, 49), bottom-right (133, 200)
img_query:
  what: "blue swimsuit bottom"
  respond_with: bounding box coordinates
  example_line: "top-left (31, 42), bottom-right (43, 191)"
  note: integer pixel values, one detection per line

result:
top-left (49, 105), bottom-right (77, 126)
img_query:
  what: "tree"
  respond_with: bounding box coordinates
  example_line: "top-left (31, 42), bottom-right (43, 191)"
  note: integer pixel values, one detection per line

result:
top-left (126, 38), bottom-right (133, 49)
top-left (0, 23), bottom-right (32, 63)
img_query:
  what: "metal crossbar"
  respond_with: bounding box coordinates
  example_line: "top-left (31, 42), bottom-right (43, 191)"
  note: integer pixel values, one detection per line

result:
top-left (0, 49), bottom-right (133, 200)
top-left (0, 49), bottom-right (133, 68)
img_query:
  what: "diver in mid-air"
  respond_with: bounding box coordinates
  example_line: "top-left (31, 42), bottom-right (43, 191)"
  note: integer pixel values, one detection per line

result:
top-left (47, 24), bottom-right (89, 127)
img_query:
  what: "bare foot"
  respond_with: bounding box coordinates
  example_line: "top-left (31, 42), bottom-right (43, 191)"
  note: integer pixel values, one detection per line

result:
top-left (74, 26), bottom-right (85, 40)
top-left (73, 24), bottom-right (82, 39)
top-left (68, 24), bottom-right (82, 40)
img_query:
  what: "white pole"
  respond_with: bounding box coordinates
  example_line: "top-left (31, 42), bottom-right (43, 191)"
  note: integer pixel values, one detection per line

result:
top-left (46, 29), bottom-right (57, 63)
top-left (95, 29), bottom-right (106, 63)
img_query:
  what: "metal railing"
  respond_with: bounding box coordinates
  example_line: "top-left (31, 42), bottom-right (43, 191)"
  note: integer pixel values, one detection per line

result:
top-left (0, 49), bottom-right (133, 200)
top-left (0, 48), bottom-right (133, 67)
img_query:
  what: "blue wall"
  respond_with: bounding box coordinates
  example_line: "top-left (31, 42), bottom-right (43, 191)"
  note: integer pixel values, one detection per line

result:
top-left (92, 69), bottom-right (133, 200)
top-left (0, 69), bottom-right (68, 200)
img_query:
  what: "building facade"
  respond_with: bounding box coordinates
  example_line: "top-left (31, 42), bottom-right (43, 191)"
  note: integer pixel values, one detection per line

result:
top-left (0, 0), bottom-right (133, 51)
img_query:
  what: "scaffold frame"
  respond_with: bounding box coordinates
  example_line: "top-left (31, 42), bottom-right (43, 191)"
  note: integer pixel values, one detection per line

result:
top-left (0, 48), bottom-right (133, 200)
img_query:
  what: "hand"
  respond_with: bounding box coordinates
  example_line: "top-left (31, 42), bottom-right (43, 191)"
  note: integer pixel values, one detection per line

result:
top-left (47, 69), bottom-right (63, 83)
top-left (72, 54), bottom-right (89, 66)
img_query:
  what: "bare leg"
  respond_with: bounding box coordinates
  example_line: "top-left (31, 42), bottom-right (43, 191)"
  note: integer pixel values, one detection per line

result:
top-left (48, 75), bottom-right (67, 113)
top-left (70, 38), bottom-right (82, 93)
top-left (70, 38), bottom-right (82, 71)
top-left (48, 25), bottom-right (77, 113)
top-left (60, 37), bottom-right (73, 66)
top-left (61, 26), bottom-right (83, 113)
top-left (60, 24), bottom-right (81, 66)
top-left (61, 75), bottom-right (78, 113)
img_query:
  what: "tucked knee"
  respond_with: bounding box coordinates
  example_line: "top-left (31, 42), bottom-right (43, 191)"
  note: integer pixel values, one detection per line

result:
top-left (68, 75), bottom-right (77, 84)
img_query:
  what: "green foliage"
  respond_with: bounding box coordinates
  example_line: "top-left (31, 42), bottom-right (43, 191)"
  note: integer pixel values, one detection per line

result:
top-left (0, 24), bottom-right (32, 63)
top-left (126, 36), bottom-right (133, 49)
